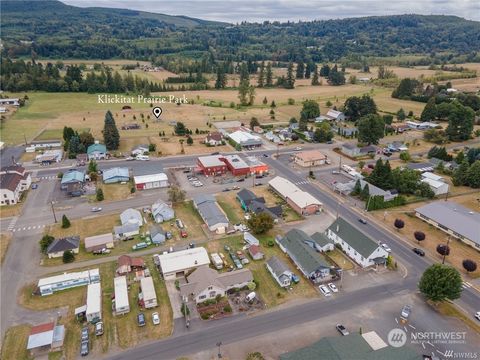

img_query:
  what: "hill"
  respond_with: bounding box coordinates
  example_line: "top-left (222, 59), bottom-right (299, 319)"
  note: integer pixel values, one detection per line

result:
top-left (1, 1), bottom-right (479, 62)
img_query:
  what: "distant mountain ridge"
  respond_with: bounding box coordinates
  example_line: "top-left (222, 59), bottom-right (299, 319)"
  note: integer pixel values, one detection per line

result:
top-left (1, 1), bottom-right (479, 62)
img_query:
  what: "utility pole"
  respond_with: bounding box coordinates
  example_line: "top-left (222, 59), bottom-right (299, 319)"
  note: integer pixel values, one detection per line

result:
top-left (442, 236), bottom-right (451, 265)
top-left (216, 341), bottom-right (223, 359)
top-left (50, 201), bottom-right (57, 223)
top-left (338, 156), bottom-right (342, 172)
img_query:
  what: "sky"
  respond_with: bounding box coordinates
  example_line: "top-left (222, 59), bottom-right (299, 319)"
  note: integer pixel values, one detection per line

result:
top-left (61, 0), bottom-right (480, 22)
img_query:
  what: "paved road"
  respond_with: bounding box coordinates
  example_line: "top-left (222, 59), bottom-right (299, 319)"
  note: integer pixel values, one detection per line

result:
top-left (0, 145), bottom-right (24, 166)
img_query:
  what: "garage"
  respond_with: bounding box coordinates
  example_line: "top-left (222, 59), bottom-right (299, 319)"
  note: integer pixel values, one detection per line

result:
top-left (134, 173), bottom-right (169, 190)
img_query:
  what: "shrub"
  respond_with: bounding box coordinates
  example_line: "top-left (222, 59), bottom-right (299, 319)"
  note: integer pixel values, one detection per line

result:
top-left (62, 250), bottom-right (75, 263)
top-left (180, 304), bottom-right (190, 316)
top-left (223, 304), bottom-right (232, 313)
top-left (267, 239), bottom-right (275, 247)
top-left (96, 188), bottom-right (104, 201)
top-left (61, 214), bottom-right (71, 228)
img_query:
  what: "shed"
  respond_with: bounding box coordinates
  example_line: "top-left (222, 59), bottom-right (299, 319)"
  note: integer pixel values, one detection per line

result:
top-left (248, 245), bottom-right (264, 260)
top-left (84, 233), bottom-right (116, 252)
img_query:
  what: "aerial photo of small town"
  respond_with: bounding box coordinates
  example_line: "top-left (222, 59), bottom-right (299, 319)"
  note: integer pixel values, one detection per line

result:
top-left (0, 1), bottom-right (479, 359)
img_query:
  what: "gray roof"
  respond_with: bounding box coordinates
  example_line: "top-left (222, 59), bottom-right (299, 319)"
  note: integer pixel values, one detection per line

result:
top-left (149, 225), bottom-right (165, 237)
top-left (310, 232), bottom-right (331, 248)
top-left (415, 201), bottom-right (480, 245)
top-left (103, 167), bottom-right (129, 180)
top-left (46, 236), bottom-right (80, 254)
top-left (327, 218), bottom-right (380, 258)
top-left (280, 333), bottom-right (421, 360)
top-left (406, 162), bottom-right (434, 171)
top-left (279, 229), bottom-right (331, 274)
top-left (266, 256), bottom-right (291, 277)
top-left (237, 188), bottom-right (258, 203)
top-left (114, 223), bottom-right (139, 235)
top-left (120, 208), bottom-right (143, 226)
top-left (193, 195), bottom-right (228, 227)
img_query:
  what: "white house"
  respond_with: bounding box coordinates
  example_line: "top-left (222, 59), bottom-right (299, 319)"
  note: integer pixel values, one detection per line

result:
top-left (0, 165), bottom-right (31, 206)
top-left (326, 218), bottom-right (388, 268)
top-left (37, 269), bottom-right (100, 296)
top-left (266, 256), bottom-right (293, 288)
top-left (179, 266), bottom-right (253, 304)
top-left (421, 177), bottom-right (449, 196)
top-left (86, 282), bottom-right (102, 322)
top-left (157, 247), bottom-right (210, 280)
top-left (114, 276), bottom-right (130, 315)
top-left (140, 277), bottom-right (158, 309)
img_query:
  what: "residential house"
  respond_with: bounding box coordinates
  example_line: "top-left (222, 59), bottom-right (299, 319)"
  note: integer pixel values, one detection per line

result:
top-left (60, 169), bottom-right (85, 191)
top-left (114, 223), bottom-right (140, 240)
top-left (338, 179), bottom-right (398, 201)
top-left (46, 236), bottom-right (80, 258)
top-left (248, 200), bottom-right (282, 220)
top-left (237, 188), bottom-right (261, 211)
top-left (149, 225), bottom-right (166, 245)
top-left (151, 200), bottom-right (175, 223)
top-left (387, 141), bottom-right (408, 152)
top-left (193, 194), bottom-right (229, 233)
top-left (117, 255), bottom-right (145, 275)
top-left (309, 232), bottom-right (335, 252)
top-left (266, 256), bottom-right (293, 288)
top-left (415, 201), bottom-right (480, 250)
top-left (26, 322), bottom-right (65, 355)
top-left (180, 265), bottom-right (253, 304)
top-left (276, 229), bottom-right (332, 283)
top-left (102, 167), bottom-right (130, 184)
top-left (86, 282), bottom-right (102, 322)
top-left (341, 143), bottom-right (378, 158)
top-left (37, 269), bottom-right (100, 296)
top-left (205, 132), bottom-right (224, 146)
top-left (114, 276), bottom-right (130, 315)
top-left (406, 162), bottom-right (435, 173)
top-left (429, 157), bottom-right (459, 171)
top-left (294, 150), bottom-right (327, 167)
top-left (131, 144), bottom-right (149, 156)
top-left (0, 165), bottom-right (31, 205)
top-left (320, 109), bottom-right (346, 122)
top-left (120, 208), bottom-right (143, 226)
top-left (248, 244), bottom-right (264, 260)
top-left (326, 218), bottom-right (389, 268)
top-left (269, 176), bottom-right (322, 215)
top-left (157, 247), bottom-right (210, 280)
top-left (84, 233), bottom-right (117, 252)
top-left (140, 277), bottom-right (158, 309)
top-left (87, 142), bottom-right (107, 160)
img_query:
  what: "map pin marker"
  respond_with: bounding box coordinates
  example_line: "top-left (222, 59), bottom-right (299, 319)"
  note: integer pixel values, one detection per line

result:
top-left (153, 107), bottom-right (162, 119)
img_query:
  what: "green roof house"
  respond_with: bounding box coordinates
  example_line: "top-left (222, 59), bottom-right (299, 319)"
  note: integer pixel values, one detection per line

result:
top-left (87, 142), bottom-right (107, 160)
top-left (276, 229), bottom-right (332, 283)
top-left (326, 217), bottom-right (388, 268)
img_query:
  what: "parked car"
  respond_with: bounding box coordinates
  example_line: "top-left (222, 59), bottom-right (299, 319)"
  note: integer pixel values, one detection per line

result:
top-left (237, 178), bottom-right (245, 182)
top-left (137, 313), bottom-right (146, 327)
top-left (255, 182), bottom-right (262, 186)
top-left (328, 283), bottom-right (339, 293)
top-left (93, 248), bottom-right (111, 255)
top-left (176, 219), bottom-right (184, 229)
top-left (188, 242), bottom-right (195, 248)
top-left (381, 243), bottom-right (392, 252)
top-left (132, 242), bottom-right (148, 251)
top-left (358, 218), bottom-right (367, 225)
top-left (319, 285), bottom-right (331, 297)
top-left (81, 327), bottom-right (89, 342)
top-left (331, 170), bottom-right (340, 174)
top-left (136, 155), bottom-right (149, 161)
top-left (263, 154), bottom-right (269, 157)
top-left (291, 274), bottom-right (300, 284)
top-left (95, 321), bottom-right (104, 336)
top-left (31, 183), bottom-right (38, 189)
top-left (294, 146), bottom-right (302, 151)
top-left (475, 312), bottom-right (480, 321)
top-left (91, 207), bottom-right (102, 212)
top-left (152, 312), bottom-right (160, 325)
top-left (326, 140), bottom-right (334, 144)
top-left (180, 230), bottom-right (188, 238)
top-left (125, 156), bottom-right (135, 161)
top-left (413, 248), bottom-right (425, 256)
top-left (336, 324), bottom-right (349, 336)
top-left (211, 152), bottom-right (220, 155)
top-left (80, 341), bottom-right (89, 356)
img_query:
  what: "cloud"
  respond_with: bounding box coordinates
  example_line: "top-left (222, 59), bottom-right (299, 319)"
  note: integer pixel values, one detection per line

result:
top-left (61, 0), bottom-right (480, 22)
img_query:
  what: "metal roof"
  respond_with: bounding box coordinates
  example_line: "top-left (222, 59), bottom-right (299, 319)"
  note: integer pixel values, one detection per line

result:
top-left (61, 170), bottom-right (85, 184)
top-left (86, 283), bottom-right (101, 316)
top-left (415, 201), bottom-right (480, 245)
top-left (103, 167), bottom-right (129, 180)
top-left (158, 247), bottom-right (210, 274)
top-left (114, 276), bottom-right (129, 311)
top-left (193, 195), bottom-right (228, 228)
top-left (120, 208), bottom-right (143, 226)
top-left (327, 218), bottom-right (381, 258)
top-left (133, 173), bottom-right (168, 184)
top-left (197, 155), bottom-right (225, 168)
top-left (84, 233), bottom-right (114, 249)
top-left (87, 143), bottom-right (107, 154)
top-left (140, 277), bottom-right (157, 302)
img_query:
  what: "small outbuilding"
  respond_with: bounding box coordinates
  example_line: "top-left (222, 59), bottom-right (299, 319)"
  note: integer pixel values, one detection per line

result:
top-left (84, 233), bottom-right (116, 252)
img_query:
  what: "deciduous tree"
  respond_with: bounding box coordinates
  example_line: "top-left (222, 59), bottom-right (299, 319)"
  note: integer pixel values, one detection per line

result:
top-left (418, 264), bottom-right (462, 302)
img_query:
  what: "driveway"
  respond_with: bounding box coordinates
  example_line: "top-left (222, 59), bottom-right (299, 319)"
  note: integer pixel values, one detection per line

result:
top-left (165, 280), bottom-right (185, 320)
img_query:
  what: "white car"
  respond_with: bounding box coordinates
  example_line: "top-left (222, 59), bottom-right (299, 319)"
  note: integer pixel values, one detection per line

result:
top-left (381, 243), bottom-right (392, 252)
top-left (475, 312), bottom-right (480, 321)
top-left (152, 312), bottom-right (160, 325)
top-left (319, 285), bottom-right (331, 297)
top-left (294, 146), bottom-right (302, 151)
top-left (327, 283), bottom-right (338, 293)
top-left (136, 155), bottom-right (150, 161)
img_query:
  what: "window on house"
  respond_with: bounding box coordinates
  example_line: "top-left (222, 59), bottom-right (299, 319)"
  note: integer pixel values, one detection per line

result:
top-left (199, 295), bottom-right (206, 300)
top-left (208, 286), bottom-right (213, 290)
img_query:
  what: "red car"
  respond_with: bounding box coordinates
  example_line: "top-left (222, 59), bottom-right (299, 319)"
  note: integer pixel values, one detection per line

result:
top-left (180, 230), bottom-right (188, 238)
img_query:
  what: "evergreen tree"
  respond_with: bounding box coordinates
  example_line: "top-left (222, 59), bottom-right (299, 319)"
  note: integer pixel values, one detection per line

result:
top-left (187, 136), bottom-right (194, 145)
top-left (257, 61), bottom-right (265, 88)
top-left (103, 110), bottom-right (120, 150)
top-left (68, 135), bottom-right (81, 158)
top-left (446, 102), bottom-right (474, 141)
top-left (351, 179), bottom-right (362, 195)
top-left (214, 66), bottom-right (227, 89)
top-left (466, 160), bottom-right (480, 188)
top-left (265, 63), bottom-right (273, 87)
top-left (311, 65), bottom-right (320, 85)
top-left (296, 61), bottom-right (305, 79)
top-left (420, 97), bottom-right (437, 122)
top-left (305, 62), bottom-right (312, 79)
top-left (319, 64), bottom-right (330, 77)
top-left (62, 214), bottom-right (71, 228)
top-left (96, 188), bottom-right (104, 201)
top-left (396, 108), bottom-right (406, 120)
top-left (360, 184), bottom-right (370, 201)
top-left (285, 62), bottom-right (295, 89)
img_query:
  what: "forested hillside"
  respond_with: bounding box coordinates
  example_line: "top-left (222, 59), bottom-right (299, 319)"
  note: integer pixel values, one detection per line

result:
top-left (1, 0), bottom-right (479, 64)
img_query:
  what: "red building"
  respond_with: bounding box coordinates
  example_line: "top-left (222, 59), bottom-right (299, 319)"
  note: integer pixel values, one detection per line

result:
top-left (245, 156), bottom-right (269, 175)
top-left (197, 155), bottom-right (228, 176)
top-left (222, 155), bottom-right (250, 176)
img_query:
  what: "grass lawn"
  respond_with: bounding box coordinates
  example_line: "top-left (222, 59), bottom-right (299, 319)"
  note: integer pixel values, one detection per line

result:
top-left (371, 200), bottom-right (480, 278)
top-left (95, 182), bottom-right (134, 202)
top-left (0, 202), bottom-right (24, 218)
top-left (17, 259), bottom-right (173, 358)
top-left (205, 233), bottom-right (318, 308)
top-left (0, 233), bottom-right (13, 264)
top-left (431, 301), bottom-right (480, 334)
top-left (326, 249), bottom-right (355, 271)
top-left (172, 201), bottom-right (207, 241)
top-left (0, 325), bottom-right (32, 360)
top-left (217, 196), bottom-right (244, 224)
top-left (35, 128), bottom-right (87, 141)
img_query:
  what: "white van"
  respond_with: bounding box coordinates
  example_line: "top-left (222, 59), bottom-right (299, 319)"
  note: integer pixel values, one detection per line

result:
top-left (136, 154), bottom-right (150, 161)
top-left (245, 292), bottom-right (256, 303)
